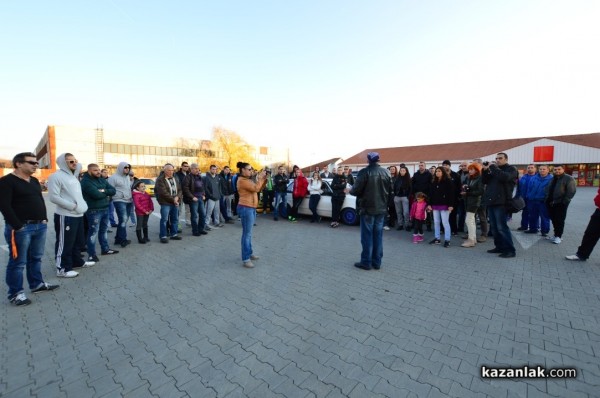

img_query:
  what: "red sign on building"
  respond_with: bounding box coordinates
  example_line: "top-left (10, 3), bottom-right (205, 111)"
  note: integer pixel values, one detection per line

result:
top-left (533, 146), bottom-right (554, 162)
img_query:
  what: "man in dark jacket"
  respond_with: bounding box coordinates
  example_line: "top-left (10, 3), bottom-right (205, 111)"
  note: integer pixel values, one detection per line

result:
top-left (482, 152), bottom-right (518, 258)
top-left (219, 166), bottom-right (235, 223)
top-left (81, 163), bottom-right (119, 262)
top-left (349, 152), bottom-right (392, 270)
top-left (155, 163), bottom-right (183, 243)
top-left (183, 163), bottom-right (208, 236)
top-left (545, 164), bottom-right (576, 244)
top-left (204, 165), bottom-right (224, 228)
top-left (175, 162), bottom-right (190, 226)
top-left (272, 166), bottom-right (289, 221)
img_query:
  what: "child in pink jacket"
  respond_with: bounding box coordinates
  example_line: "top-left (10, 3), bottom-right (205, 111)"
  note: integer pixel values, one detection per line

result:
top-left (132, 180), bottom-right (154, 243)
top-left (409, 192), bottom-right (428, 243)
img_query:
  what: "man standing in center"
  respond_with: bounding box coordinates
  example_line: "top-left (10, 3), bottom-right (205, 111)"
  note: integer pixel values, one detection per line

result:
top-left (349, 152), bottom-right (391, 270)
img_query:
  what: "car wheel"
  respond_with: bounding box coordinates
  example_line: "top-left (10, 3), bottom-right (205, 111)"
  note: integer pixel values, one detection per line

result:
top-left (341, 208), bottom-right (358, 225)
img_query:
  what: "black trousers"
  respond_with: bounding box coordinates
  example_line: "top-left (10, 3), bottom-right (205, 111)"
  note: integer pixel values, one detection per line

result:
top-left (54, 214), bottom-right (85, 271)
top-left (548, 202), bottom-right (569, 238)
top-left (577, 209), bottom-right (600, 260)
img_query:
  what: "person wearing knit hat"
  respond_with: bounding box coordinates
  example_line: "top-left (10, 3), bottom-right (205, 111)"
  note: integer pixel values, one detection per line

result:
top-left (348, 152), bottom-right (391, 270)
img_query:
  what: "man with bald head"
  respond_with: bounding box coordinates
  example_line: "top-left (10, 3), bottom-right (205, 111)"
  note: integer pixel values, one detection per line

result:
top-left (155, 163), bottom-right (183, 243)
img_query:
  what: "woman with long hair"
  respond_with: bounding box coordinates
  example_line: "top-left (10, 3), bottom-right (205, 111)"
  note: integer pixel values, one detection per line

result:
top-left (236, 162), bottom-right (266, 268)
top-left (427, 167), bottom-right (455, 247)
top-left (393, 166), bottom-right (412, 230)
top-left (308, 172), bottom-right (323, 223)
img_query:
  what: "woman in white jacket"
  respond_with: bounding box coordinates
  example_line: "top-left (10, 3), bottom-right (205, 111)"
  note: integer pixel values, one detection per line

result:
top-left (308, 172), bottom-right (323, 223)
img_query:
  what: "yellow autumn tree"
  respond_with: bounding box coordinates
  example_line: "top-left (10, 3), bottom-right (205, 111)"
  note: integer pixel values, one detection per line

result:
top-left (211, 126), bottom-right (255, 168)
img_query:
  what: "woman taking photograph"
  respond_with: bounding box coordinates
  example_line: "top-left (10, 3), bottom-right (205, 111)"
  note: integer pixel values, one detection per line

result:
top-left (308, 172), bottom-right (323, 223)
top-left (236, 162), bottom-right (266, 268)
top-left (427, 167), bottom-right (455, 247)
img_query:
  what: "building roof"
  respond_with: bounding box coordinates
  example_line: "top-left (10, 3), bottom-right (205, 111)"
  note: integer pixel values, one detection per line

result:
top-left (343, 132), bottom-right (600, 165)
top-left (301, 157), bottom-right (343, 172)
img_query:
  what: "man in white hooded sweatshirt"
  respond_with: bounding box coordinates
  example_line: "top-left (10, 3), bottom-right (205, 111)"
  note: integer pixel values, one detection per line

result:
top-left (108, 162), bottom-right (134, 247)
top-left (47, 153), bottom-right (95, 278)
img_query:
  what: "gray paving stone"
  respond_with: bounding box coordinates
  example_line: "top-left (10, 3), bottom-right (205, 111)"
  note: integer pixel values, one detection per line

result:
top-left (2, 191), bottom-right (600, 398)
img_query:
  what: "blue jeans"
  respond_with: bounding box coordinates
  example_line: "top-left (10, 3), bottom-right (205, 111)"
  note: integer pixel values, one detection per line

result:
top-left (160, 204), bottom-right (179, 238)
top-left (4, 223), bottom-right (47, 298)
top-left (113, 201), bottom-right (131, 244)
top-left (527, 199), bottom-right (550, 234)
top-left (433, 209), bottom-right (451, 241)
top-left (237, 205), bottom-right (256, 262)
top-left (488, 205), bottom-right (516, 253)
top-left (273, 192), bottom-right (287, 219)
top-left (189, 199), bottom-right (206, 234)
top-left (86, 208), bottom-right (110, 256)
top-left (359, 213), bottom-right (385, 267)
top-left (108, 200), bottom-right (117, 226)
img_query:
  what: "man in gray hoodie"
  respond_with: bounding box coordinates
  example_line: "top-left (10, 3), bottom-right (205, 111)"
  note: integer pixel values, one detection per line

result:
top-left (48, 153), bottom-right (95, 278)
top-left (108, 162), bottom-right (134, 247)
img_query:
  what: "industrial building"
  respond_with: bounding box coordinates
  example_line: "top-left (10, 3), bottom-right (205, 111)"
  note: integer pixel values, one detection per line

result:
top-left (33, 125), bottom-right (290, 179)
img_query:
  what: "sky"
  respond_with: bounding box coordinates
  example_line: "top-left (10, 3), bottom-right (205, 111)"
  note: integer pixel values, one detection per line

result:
top-left (1, 0), bottom-right (599, 166)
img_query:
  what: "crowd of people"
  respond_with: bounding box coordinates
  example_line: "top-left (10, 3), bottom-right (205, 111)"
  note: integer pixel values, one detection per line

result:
top-left (0, 150), bottom-right (594, 306)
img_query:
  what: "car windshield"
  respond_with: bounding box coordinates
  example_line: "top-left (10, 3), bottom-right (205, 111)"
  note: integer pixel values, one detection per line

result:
top-left (140, 179), bottom-right (154, 184)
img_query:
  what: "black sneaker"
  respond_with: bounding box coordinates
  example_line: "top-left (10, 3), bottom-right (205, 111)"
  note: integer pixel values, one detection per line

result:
top-left (9, 292), bottom-right (31, 306)
top-left (88, 255), bottom-right (100, 262)
top-left (200, 231), bottom-right (208, 235)
top-left (120, 240), bottom-right (131, 248)
top-left (429, 238), bottom-right (441, 245)
top-left (170, 236), bottom-right (182, 240)
top-left (160, 238), bottom-right (169, 243)
top-left (31, 283), bottom-right (59, 293)
top-left (101, 249), bottom-right (119, 255)
top-left (443, 241), bottom-right (450, 248)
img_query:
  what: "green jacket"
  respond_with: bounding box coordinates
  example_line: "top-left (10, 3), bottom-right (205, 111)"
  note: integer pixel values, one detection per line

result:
top-left (81, 173), bottom-right (116, 210)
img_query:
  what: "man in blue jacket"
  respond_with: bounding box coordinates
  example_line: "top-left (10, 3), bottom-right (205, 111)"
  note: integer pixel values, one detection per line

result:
top-left (524, 165), bottom-right (552, 236)
top-left (81, 163), bottom-right (119, 262)
top-left (517, 164), bottom-right (537, 231)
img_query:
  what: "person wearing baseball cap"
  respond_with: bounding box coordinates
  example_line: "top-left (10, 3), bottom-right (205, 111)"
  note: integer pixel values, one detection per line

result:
top-left (348, 152), bottom-right (392, 270)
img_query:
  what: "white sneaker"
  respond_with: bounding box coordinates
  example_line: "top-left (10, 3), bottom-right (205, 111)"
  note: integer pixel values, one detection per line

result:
top-left (552, 237), bottom-right (562, 244)
top-left (81, 261), bottom-right (95, 268)
top-left (545, 235), bottom-right (555, 240)
top-left (566, 254), bottom-right (583, 261)
top-left (56, 269), bottom-right (79, 278)
top-left (383, 226), bottom-right (390, 231)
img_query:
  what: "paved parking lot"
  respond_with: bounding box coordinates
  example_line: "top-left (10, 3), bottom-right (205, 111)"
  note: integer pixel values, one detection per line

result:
top-left (1, 188), bottom-right (599, 397)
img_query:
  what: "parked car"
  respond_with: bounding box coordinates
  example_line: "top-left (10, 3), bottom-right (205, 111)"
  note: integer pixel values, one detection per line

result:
top-left (285, 178), bottom-right (358, 225)
top-left (139, 178), bottom-right (155, 196)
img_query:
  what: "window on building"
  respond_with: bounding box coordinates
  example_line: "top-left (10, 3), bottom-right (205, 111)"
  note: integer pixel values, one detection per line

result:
top-left (117, 144), bottom-right (125, 154)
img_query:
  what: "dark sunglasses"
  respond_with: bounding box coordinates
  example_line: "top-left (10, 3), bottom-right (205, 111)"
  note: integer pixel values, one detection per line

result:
top-left (68, 160), bottom-right (78, 164)
top-left (24, 160), bottom-right (39, 166)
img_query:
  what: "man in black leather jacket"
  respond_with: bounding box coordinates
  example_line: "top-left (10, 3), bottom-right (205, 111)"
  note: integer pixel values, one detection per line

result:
top-left (482, 152), bottom-right (518, 258)
top-left (349, 152), bottom-right (392, 270)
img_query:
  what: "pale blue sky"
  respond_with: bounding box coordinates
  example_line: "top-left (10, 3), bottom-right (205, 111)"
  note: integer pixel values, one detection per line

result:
top-left (1, 0), bottom-right (599, 165)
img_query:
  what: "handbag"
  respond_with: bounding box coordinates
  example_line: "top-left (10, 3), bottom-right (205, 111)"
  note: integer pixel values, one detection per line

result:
top-left (505, 183), bottom-right (525, 214)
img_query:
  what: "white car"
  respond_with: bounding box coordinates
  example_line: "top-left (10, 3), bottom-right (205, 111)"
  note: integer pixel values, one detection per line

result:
top-left (285, 178), bottom-right (358, 225)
